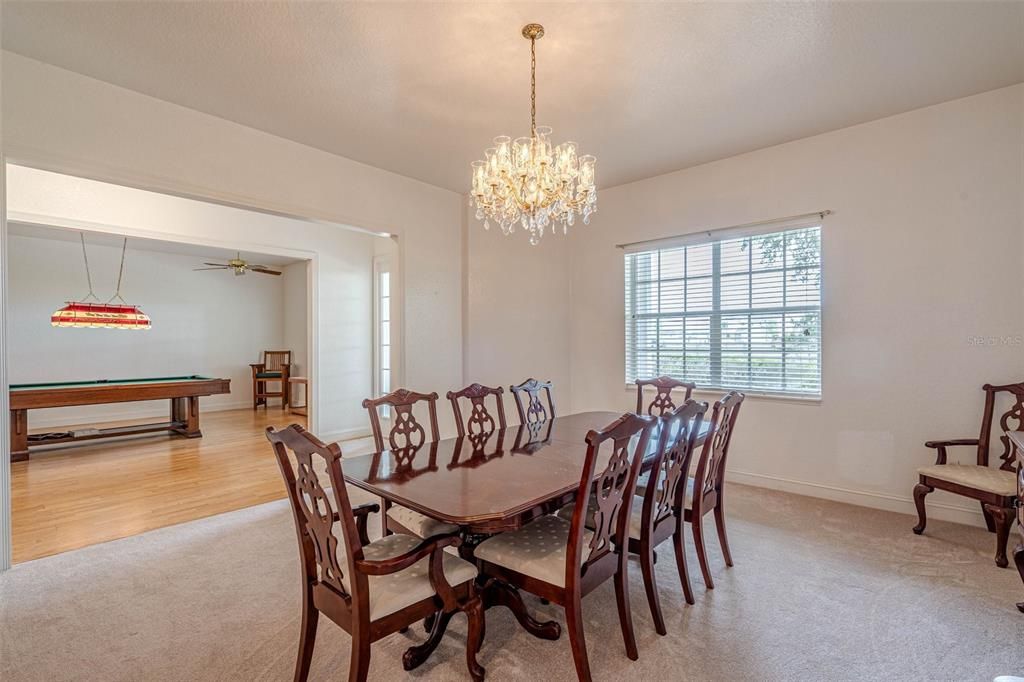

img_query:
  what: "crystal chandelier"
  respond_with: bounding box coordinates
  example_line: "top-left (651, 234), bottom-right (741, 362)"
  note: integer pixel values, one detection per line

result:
top-left (470, 23), bottom-right (597, 245)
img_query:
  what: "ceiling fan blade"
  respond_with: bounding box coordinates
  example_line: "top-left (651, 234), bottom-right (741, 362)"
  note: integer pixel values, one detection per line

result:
top-left (193, 266), bottom-right (230, 271)
top-left (250, 267), bottom-right (282, 276)
top-left (202, 262), bottom-right (230, 267)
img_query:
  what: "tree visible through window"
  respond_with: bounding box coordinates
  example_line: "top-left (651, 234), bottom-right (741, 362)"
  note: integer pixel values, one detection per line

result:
top-left (624, 225), bottom-right (821, 396)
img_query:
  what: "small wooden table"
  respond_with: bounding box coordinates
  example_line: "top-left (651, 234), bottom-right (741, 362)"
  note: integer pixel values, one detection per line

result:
top-left (1007, 430), bottom-right (1024, 613)
top-left (288, 376), bottom-right (309, 417)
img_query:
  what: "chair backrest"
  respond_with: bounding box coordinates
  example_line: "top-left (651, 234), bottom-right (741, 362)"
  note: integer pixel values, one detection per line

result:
top-left (979, 382), bottom-right (1024, 471)
top-left (567, 413), bottom-right (655, 582)
top-left (362, 388), bottom-right (440, 452)
top-left (635, 375), bottom-right (696, 416)
top-left (447, 383), bottom-right (507, 438)
top-left (691, 391), bottom-right (744, 514)
top-left (510, 378), bottom-right (556, 424)
top-left (639, 400), bottom-right (707, 532)
top-left (266, 424), bottom-right (364, 603)
top-left (263, 350), bottom-right (292, 372)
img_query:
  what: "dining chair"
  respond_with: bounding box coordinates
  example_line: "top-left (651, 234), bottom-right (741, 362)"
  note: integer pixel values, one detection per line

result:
top-left (251, 349), bottom-right (291, 409)
top-left (266, 424), bottom-right (484, 682)
top-left (913, 382), bottom-right (1023, 567)
top-left (684, 391), bottom-right (745, 589)
top-left (626, 399), bottom-right (707, 634)
top-left (475, 412), bottom-right (656, 681)
top-left (447, 383), bottom-right (507, 438)
top-left (362, 388), bottom-right (458, 539)
top-left (509, 377), bottom-right (555, 425)
top-left (635, 375), bottom-right (696, 416)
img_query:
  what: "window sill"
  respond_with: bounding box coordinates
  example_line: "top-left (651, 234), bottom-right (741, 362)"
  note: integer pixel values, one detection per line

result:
top-left (627, 384), bottom-right (822, 405)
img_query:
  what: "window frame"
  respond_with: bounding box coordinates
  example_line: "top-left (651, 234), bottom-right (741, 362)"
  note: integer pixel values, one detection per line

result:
top-left (624, 222), bottom-right (823, 401)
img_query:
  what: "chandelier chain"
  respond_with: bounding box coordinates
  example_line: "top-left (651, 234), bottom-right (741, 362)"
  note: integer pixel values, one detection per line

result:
top-left (530, 36), bottom-right (537, 136)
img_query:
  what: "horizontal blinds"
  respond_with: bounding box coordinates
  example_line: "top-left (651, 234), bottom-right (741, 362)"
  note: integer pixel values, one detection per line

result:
top-left (625, 225), bottom-right (822, 397)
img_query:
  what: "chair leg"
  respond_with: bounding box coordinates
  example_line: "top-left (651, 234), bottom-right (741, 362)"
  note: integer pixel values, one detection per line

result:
top-left (564, 595), bottom-right (592, 682)
top-left (253, 379), bottom-right (258, 410)
top-left (464, 596), bottom-right (486, 682)
top-left (614, 558), bottom-right (638, 660)
top-left (981, 501), bottom-right (997, 533)
top-left (640, 541), bottom-right (666, 635)
top-left (713, 504), bottom-right (734, 567)
top-left (692, 512), bottom-right (715, 589)
top-left (1014, 542), bottom-right (1024, 614)
top-left (294, 587), bottom-right (319, 682)
top-left (672, 523), bottom-right (695, 606)
top-left (912, 483), bottom-right (933, 534)
top-left (348, 627), bottom-right (371, 682)
top-left (986, 504), bottom-right (1013, 568)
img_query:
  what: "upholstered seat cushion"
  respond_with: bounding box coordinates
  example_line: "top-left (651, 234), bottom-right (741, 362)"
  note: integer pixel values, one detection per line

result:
top-left (474, 514), bottom-right (594, 587)
top-left (344, 533), bottom-right (478, 620)
top-left (387, 505), bottom-right (460, 538)
top-left (255, 371), bottom-right (283, 379)
top-left (917, 463), bottom-right (1016, 497)
top-left (627, 478), bottom-right (695, 540)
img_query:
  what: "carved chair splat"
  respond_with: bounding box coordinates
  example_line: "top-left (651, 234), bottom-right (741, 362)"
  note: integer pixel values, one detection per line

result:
top-left (266, 424), bottom-right (484, 682)
top-left (635, 376), bottom-right (696, 416)
top-left (510, 378), bottom-right (556, 425)
top-left (447, 383), bottom-right (507, 438)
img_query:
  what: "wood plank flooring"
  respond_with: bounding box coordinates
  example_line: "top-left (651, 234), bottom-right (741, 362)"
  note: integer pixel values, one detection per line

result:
top-left (11, 407), bottom-right (373, 564)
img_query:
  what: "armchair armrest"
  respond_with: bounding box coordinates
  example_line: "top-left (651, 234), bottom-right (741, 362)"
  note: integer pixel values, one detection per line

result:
top-left (924, 438), bottom-right (979, 465)
top-left (250, 363), bottom-right (266, 372)
top-left (350, 502), bottom-right (380, 546)
top-left (355, 534), bottom-right (463, 610)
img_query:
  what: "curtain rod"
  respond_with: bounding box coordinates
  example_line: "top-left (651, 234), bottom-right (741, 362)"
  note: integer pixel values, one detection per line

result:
top-left (615, 210), bottom-right (832, 250)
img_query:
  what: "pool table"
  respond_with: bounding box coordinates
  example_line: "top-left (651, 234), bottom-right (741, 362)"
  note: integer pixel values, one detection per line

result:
top-left (9, 376), bottom-right (231, 462)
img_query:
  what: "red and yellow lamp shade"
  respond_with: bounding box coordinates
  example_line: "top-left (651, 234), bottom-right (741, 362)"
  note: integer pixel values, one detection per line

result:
top-left (51, 301), bottom-right (152, 330)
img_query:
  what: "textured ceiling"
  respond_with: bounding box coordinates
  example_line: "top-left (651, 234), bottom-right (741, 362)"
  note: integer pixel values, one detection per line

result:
top-left (3, 1), bottom-right (1022, 192)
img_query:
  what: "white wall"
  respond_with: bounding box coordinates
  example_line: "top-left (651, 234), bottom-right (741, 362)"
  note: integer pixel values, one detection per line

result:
top-left (6, 232), bottom-right (289, 425)
top-left (568, 84), bottom-right (1024, 526)
top-left (281, 261), bottom-right (309, 378)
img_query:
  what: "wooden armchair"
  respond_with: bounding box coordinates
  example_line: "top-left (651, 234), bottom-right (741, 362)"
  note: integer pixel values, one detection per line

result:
top-left (251, 350), bottom-right (291, 409)
top-left (362, 388), bottom-right (458, 540)
top-left (475, 412), bottom-right (656, 681)
top-left (635, 375), bottom-right (696, 416)
top-left (509, 378), bottom-right (555, 424)
top-left (913, 382), bottom-right (1023, 567)
top-left (626, 399), bottom-right (707, 634)
top-left (266, 424), bottom-right (484, 682)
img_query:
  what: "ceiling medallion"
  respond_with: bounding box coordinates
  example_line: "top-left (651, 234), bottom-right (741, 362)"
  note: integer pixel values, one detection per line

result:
top-left (470, 23), bottom-right (597, 245)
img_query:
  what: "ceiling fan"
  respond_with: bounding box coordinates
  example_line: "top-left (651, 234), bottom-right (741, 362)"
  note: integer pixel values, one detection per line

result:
top-left (194, 252), bottom-right (281, 277)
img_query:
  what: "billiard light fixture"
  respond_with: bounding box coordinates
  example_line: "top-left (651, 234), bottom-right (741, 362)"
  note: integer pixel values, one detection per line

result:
top-left (51, 235), bottom-right (151, 330)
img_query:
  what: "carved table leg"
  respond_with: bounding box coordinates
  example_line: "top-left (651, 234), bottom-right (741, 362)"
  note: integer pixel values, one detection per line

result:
top-left (481, 579), bottom-right (561, 640)
top-left (403, 610), bottom-right (452, 671)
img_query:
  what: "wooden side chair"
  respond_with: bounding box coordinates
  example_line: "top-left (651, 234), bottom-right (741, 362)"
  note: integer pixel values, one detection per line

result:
top-left (266, 424), bottom-right (484, 682)
top-left (510, 377), bottom-right (555, 424)
top-left (251, 350), bottom-right (291, 409)
top-left (627, 399), bottom-right (707, 634)
top-left (447, 383), bottom-right (507, 438)
top-left (913, 382), bottom-right (1024, 567)
top-left (635, 375), bottom-right (696, 416)
top-left (475, 412), bottom-right (656, 681)
top-left (362, 388), bottom-right (459, 540)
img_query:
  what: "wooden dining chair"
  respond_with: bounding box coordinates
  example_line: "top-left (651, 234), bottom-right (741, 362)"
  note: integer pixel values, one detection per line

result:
top-left (447, 383), bottom-right (507, 438)
top-left (913, 382), bottom-right (1024, 567)
top-left (685, 391), bottom-right (745, 589)
top-left (635, 375), bottom-right (696, 416)
top-left (251, 349), bottom-right (291, 409)
top-left (510, 378), bottom-right (555, 424)
top-left (627, 399), bottom-right (707, 634)
top-left (475, 412), bottom-right (656, 682)
top-left (266, 424), bottom-right (484, 682)
top-left (362, 388), bottom-right (459, 540)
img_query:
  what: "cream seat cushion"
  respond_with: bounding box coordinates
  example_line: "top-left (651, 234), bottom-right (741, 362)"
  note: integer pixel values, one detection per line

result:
top-left (474, 514), bottom-right (594, 587)
top-left (386, 505), bottom-right (460, 538)
top-left (917, 463), bottom-right (1016, 497)
top-left (628, 478), bottom-right (696, 540)
top-left (341, 533), bottom-right (478, 620)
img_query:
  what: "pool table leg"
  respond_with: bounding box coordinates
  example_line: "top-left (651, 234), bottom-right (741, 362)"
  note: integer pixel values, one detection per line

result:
top-left (170, 397), bottom-right (202, 439)
top-left (10, 409), bottom-right (29, 462)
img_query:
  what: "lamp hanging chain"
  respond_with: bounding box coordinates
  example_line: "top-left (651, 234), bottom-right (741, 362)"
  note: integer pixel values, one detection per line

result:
top-left (109, 237), bottom-right (128, 304)
top-left (79, 233), bottom-right (99, 302)
top-left (530, 36), bottom-right (537, 137)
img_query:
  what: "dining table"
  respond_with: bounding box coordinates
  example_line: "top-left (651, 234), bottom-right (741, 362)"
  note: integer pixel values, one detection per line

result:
top-left (342, 410), bottom-right (711, 639)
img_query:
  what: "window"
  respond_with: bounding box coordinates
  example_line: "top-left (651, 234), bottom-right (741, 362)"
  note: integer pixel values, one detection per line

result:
top-left (377, 269), bottom-right (391, 397)
top-left (624, 224), bottom-right (821, 397)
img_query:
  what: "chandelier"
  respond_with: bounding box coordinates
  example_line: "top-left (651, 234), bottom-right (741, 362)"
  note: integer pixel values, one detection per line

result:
top-left (470, 23), bottom-right (597, 245)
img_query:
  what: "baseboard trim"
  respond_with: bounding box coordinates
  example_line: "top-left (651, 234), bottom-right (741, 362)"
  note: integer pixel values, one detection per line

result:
top-left (726, 468), bottom-right (987, 528)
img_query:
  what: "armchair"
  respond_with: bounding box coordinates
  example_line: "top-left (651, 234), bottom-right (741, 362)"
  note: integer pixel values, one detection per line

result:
top-left (251, 350), bottom-right (291, 409)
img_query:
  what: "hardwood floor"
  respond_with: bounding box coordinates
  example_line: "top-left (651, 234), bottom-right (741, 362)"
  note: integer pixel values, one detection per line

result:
top-left (11, 407), bottom-right (373, 564)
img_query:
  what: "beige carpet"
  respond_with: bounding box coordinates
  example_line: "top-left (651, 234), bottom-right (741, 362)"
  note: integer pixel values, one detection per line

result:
top-left (2, 483), bottom-right (1023, 681)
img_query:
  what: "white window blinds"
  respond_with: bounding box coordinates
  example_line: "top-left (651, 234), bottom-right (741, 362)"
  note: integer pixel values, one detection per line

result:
top-left (624, 224), bottom-right (822, 397)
